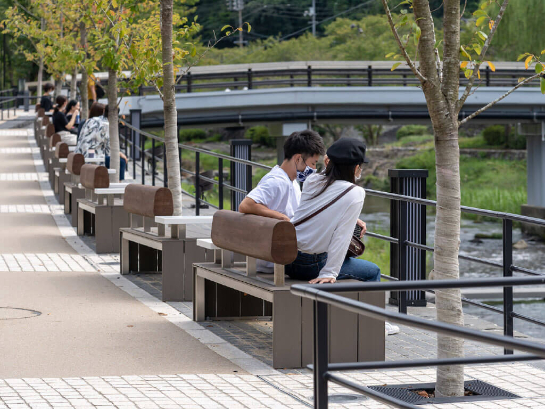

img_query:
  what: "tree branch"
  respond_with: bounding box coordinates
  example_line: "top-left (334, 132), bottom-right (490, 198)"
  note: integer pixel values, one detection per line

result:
top-left (459, 72), bottom-right (544, 125)
top-left (13, 0), bottom-right (38, 19)
top-left (379, 0), bottom-right (427, 84)
top-left (457, 0), bottom-right (509, 113)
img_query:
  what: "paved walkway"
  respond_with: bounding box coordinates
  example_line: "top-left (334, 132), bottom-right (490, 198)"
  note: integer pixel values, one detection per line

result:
top-left (0, 125), bottom-right (241, 378)
top-left (0, 116), bottom-right (544, 408)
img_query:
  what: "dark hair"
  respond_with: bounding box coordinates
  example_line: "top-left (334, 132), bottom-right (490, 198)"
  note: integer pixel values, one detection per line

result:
top-left (65, 99), bottom-right (78, 114)
top-left (283, 130), bottom-right (325, 160)
top-left (89, 102), bottom-right (105, 118)
top-left (53, 95), bottom-right (67, 113)
top-left (103, 105), bottom-right (119, 119)
top-left (43, 83), bottom-right (55, 93)
top-left (313, 160), bottom-right (361, 199)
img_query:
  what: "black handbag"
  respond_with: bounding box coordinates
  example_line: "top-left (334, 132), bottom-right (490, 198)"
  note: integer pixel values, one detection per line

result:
top-left (293, 185), bottom-right (365, 258)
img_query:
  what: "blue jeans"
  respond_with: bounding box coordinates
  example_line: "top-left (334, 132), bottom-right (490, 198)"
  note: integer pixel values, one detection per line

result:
top-left (285, 251), bottom-right (381, 282)
top-left (105, 156), bottom-right (126, 181)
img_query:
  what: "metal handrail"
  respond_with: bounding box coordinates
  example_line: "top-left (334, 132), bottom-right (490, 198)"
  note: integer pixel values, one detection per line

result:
top-left (292, 277), bottom-right (545, 409)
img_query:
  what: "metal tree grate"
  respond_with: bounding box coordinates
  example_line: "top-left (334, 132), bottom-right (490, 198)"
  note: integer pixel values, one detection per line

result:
top-left (368, 380), bottom-right (519, 405)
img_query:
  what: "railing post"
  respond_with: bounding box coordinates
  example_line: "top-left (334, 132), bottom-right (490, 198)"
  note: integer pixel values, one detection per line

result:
top-left (486, 66), bottom-right (491, 87)
top-left (307, 65), bottom-right (312, 87)
top-left (141, 134), bottom-right (146, 185)
top-left (218, 158), bottom-right (224, 210)
top-left (187, 72), bottom-right (192, 93)
top-left (163, 144), bottom-right (168, 188)
top-left (152, 138), bottom-right (156, 186)
top-left (314, 301), bottom-right (328, 409)
top-left (132, 128), bottom-right (136, 179)
top-left (130, 109), bottom-right (142, 160)
top-left (247, 69), bottom-right (253, 89)
top-left (23, 90), bottom-right (29, 112)
top-left (503, 218), bottom-right (514, 355)
top-left (389, 169), bottom-right (428, 308)
top-left (367, 65), bottom-right (373, 87)
top-left (397, 200), bottom-right (408, 314)
top-left (195, 151), bottom-right (200, 216)
top-left (230, 139), bottom-right (252, 211)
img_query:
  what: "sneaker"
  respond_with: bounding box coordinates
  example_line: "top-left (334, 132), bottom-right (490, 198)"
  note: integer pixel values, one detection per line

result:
top-left (385, 322), bottom-right (400, 336)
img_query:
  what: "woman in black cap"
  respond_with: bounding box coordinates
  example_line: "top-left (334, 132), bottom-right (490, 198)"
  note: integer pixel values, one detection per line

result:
top-left (287, 137), bottom-right (380, 285)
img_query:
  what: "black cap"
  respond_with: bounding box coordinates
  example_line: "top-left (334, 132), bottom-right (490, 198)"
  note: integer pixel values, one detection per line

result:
top-left (326, 138), bottom-right (369, 165)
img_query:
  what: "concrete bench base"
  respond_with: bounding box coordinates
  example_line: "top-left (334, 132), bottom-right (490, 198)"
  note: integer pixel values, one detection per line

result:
top-left (54, 169), bottom-right (71, 205)
top-left (64, 182), bottom-right (85, 228)
top-left (120, 227), bottom-right (214, 301)
top-left (193, 262), bottom-right (385, 369)
top-left (77, 198), bottom-right (129, 253)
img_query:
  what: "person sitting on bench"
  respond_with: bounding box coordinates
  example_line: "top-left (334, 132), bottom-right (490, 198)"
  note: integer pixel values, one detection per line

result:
top-left (288, 138), bottom-right (400, 335)
top-left (39, 83), bottom-right (55, 113)
top-left (75, 104), bottom-right (128, 180)
top-left (239, 129), bottom-right (326, 273)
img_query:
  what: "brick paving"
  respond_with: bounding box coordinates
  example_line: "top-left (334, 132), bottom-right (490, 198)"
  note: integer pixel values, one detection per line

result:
top-left (0, 120), bottom-right (544, 408)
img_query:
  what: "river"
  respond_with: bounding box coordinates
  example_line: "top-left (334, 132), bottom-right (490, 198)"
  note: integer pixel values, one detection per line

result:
top-left (362, 195), bottom-right (545, 340)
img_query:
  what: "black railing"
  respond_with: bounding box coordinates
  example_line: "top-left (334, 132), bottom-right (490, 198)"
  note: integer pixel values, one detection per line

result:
top-left (119, 121), bottom-right (269, 214)
top-left (291, 276), bottom-right (545, 409)
top-left (115, 65), bottom-right (539, 96)
top-left (0, 95), bottom-right (17, 120)
top-left (118, 118), bottom-right (545, 349)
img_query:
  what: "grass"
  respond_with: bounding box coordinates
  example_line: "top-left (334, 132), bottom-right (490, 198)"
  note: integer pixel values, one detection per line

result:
top-left (385, 135), bottom-right (505, 150)
top-left (396, 149), bottom-right (527, 219)
top-left (360, 228), bottom-right (390, 281)
top-left (387, 134), bottom-right (434, 148)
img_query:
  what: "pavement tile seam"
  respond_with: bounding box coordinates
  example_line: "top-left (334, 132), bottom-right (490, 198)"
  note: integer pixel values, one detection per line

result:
top-left (23, 127), bottom-right (278, 377)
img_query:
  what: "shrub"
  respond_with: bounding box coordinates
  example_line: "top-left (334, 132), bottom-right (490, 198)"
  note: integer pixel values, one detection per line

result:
top-left (396, 125), bottom-right (429, 140)
top-left (482, 125), bottom-right (506, 146)
top-left (246, 125), bottom-right (275, 147)
top-left (506, 133), bottom-right (526, 150)
top-left (179, 128), bottom-right (207, 142)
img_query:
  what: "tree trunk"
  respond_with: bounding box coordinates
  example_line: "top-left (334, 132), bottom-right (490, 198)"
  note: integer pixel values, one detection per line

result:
top-left (107, 68), bottom-right (120, 183)
top-left (79, 23), bottom-right (88, 120)
top-left (54, 78), bottom-right (62, 98)
top-left (161, 0), bottom-right (183, 215)
top-left (70, 66), bottom-right (78, 100)
top-left (37, 57), bottom-right (44, 97)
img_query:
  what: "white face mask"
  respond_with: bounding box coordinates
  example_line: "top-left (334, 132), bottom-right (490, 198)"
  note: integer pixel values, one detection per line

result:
top-left (355, 166), bottom-right (362, 181)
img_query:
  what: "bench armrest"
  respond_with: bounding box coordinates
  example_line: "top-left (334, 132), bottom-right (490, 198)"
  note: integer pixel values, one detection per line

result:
top-left (94, 187), bottom-right (126, 195)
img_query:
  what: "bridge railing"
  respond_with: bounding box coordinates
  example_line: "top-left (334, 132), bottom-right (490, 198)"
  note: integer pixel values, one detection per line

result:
top-left (118, 118), bottom-right (545, 350)
top-left (118, 65), bottom-right (538, 96)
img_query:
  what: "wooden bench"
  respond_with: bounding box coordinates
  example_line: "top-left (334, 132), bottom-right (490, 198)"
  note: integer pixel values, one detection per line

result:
top-left (119, 184), bottom-right (215, 301)
top-left (76, 164), bottom-right (130, 253)
top-left (40, 123), bottom-right (55, 160)
top-left (45, 133), bottom-right (63, 179)
top-left (193, 210), bottom-right (385, 369)
top-left (63, 153), bottom-right (86, 228)
top-left (34, 108), bottom-right (44, 141)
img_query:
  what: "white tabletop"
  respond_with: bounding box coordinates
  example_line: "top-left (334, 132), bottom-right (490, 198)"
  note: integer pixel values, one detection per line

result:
top-left (95, 187), bottom-right (126, 195)
top-left (155, 216), bottom-right (214, 225)
top-left (110, 183), bottom-right (129, 188)
top-left (85, 157), bottom-right (105, 163)
top-left (108, 169), bottom-right (117, 174)
top-left (196, 238), bottom-right (219, 250)
top-left (59, 158), bottom-right (67, 164)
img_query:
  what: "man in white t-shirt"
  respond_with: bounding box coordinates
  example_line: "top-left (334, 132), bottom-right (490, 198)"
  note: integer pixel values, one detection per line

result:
top-left (239, 130), bottom-right (326, 273)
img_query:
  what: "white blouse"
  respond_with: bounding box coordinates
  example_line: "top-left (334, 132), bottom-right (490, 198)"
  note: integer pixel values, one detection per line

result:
top-left (290, 173), bottom-right (365, 279)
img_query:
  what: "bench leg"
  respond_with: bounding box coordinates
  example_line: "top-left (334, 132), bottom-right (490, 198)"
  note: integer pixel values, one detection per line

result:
top-left (162, 241), bottom-right (185, 301)
top-left (183, 239), bottom-right (211, 302)
top-left (64, 190), bottom-right (71, 215)
top-left (121, 234), bottom-right (129, 274)
top-left (194, 267), bottom-right (206, 321)
top-left (272, 291), bottom-right (302, 369)
top-left (77, 205), bottom-right (84, 236)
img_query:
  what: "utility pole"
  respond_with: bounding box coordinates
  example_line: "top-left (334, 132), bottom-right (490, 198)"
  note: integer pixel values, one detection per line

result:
top-left (311, 0), bottom-right (316, 36)
top-left (227, 0), bottom-right (244, 48)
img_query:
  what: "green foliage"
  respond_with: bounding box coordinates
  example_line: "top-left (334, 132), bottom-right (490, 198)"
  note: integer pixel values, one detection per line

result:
top-left (246, 125), bottom-right (274, 147)
top-left (396, 125), bottom-right (429, 140)
top-left (388, 134), bottom-right (434, 148)
top-left (396, 149), bottom-right (527, 217)
top-left (179, 128), bottom-right (207, 142)
top-left (482, 125), bottom-right (506, 146)
top-left (507, 133), bottom-right (527, 150)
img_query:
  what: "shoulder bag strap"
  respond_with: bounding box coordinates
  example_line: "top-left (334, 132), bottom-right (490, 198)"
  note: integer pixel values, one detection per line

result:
top-left (293, 185), bottom-right (356, 227)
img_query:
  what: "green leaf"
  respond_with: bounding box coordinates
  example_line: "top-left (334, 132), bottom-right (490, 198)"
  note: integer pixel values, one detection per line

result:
top-left (221, 25), bottom-right (230, 32)
top-left (476, 16), bottom-right (486, 26)
top-left (460, 46), bottom-right (471, 59)
top-left (401, 9), bottom-right (408, 14)
top-left (190, 46), bottom-right (196, 57)
top-left (518, 53), bottom-right (529, 61)
top-left (477, 31), bottom-right (488, 41)
top-left (541, 77), bottom-right (545, 94)
top-left (464, 69), bottom-right (473, 79)
top-left (391, 62), bottom-right (402, 71)
top-left (246, 22), bottom-right (251, 32)
top-left (385, 52), bottom-right (395, 58)
top-left (473, 44), bottom-right (482, 55)
top-left (536, 63), bottom-right (544, 74)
